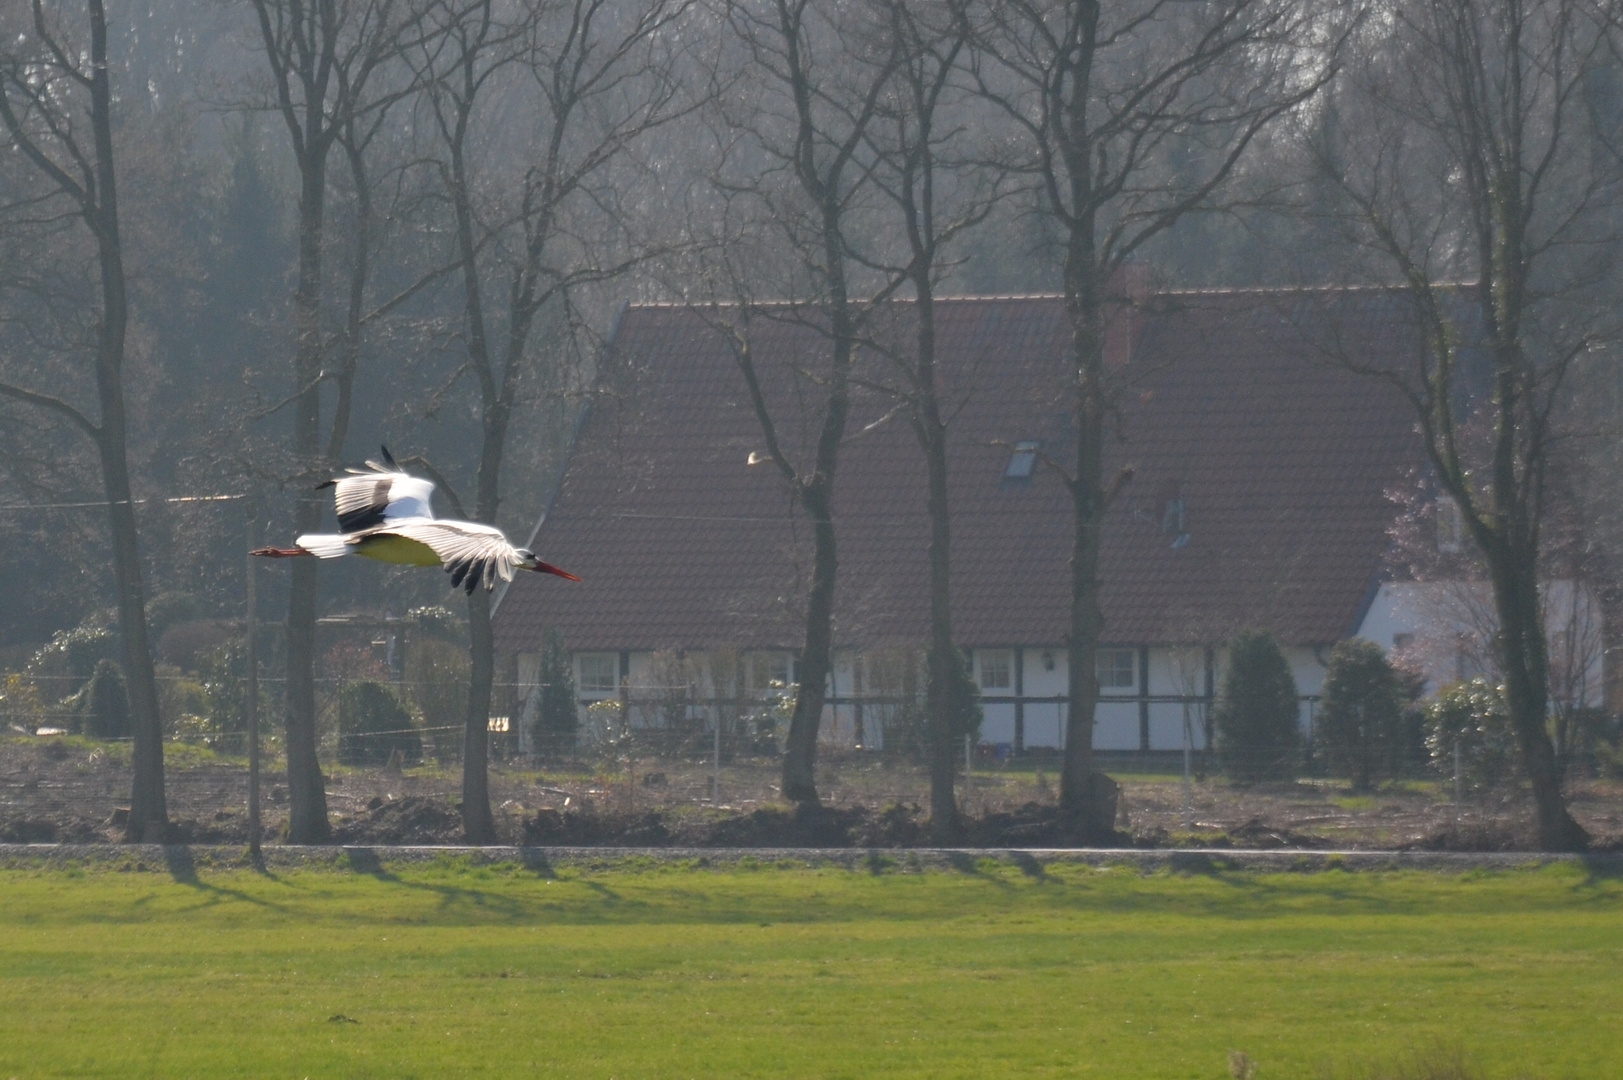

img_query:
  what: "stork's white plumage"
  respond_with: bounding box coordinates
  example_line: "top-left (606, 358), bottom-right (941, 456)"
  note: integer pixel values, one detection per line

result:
top-left (251, 447), bottom-right (579, 594)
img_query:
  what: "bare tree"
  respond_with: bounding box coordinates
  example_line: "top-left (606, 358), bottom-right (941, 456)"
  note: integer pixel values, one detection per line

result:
top-left (862, 0), bottom-right (1000, 834)
top-left (411, 0), bottom-right (694, 841)
top-left (248, 0), bottom-right (430, 842)
top-left (708, 0), bottom-right (904, 806)
top-left (1306, 0), bottom-right (1622, 849)
top-left (968, 0), bottom-right (1336, 834)
top-left (0, 0), bottom-right (168, 840)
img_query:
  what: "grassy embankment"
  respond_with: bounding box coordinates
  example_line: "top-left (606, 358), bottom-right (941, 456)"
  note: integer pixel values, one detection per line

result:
top-left (0, 856), bottom-right (1617, 1078)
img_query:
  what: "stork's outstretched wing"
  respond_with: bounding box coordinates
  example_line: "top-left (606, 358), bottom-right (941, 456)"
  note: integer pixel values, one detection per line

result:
top-left (374, 519), bottom-right (519, 593)
top-left (319, 446), bottom-right (436, 532)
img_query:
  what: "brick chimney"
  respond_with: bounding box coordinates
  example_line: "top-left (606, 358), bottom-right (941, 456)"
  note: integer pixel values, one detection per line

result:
top-left (1103, 262), bottom-right (1152, 369)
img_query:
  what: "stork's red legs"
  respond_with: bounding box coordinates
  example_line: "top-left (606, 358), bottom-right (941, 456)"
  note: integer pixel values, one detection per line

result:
top-left (249, 547), bottom-right (311, 558)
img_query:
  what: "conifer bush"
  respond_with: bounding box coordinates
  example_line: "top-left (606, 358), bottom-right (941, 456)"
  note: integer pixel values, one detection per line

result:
top-left (1317, 638), bottom-right (1405, 791)
top-left (336, 681), bottom-right (422, 766)
top-left (1214, 630), bottom-right (1300, 782)
top-left (534, 628), bottom-right (577, 753)
top-left (79, 659), bottom-right (131, 740)
top-left (927, 644), bottom-right (983, 750)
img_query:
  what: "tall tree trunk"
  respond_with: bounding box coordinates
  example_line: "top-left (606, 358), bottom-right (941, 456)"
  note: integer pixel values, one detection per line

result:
top-left (1491, 545), bottom-right (1587, 849)
top-left (783, 484), bottom-right (837, 804)
top-left (462, 588), bottom-right (497, 841)
top-left (460, 397), bottom-right (509, 843)
top-left (778, 213), bottom-right (858, 805)
top-left (1060, 247), bottom-right (1108, 835)
top-left (284, 155), bottom-right (331, 844)
top-left (916, 289), bottom-right (960, 837)
top-left (84, 0), bottom-right (166, 840)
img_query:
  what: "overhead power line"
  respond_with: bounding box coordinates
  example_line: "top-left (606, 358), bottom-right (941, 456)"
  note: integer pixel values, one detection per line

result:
top-left (0, 494), bottom-right (245, 513)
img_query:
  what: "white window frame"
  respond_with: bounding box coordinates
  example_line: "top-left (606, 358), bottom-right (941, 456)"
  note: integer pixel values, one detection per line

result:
top-left (1096, 647), bottom-right (1136, 693)
top-left (578, 653), bottom-right (619, 696)
top-left (978, 650), bottom-right (1012, 690)
top-left (749, 652), bottom-right (793, 692)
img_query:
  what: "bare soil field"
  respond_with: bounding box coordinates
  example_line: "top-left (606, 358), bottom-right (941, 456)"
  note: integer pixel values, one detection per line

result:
top-left (2, 735), bottom-right (1620, 849)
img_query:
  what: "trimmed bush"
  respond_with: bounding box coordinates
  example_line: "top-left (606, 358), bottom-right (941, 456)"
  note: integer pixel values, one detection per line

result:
top-left (336, 681), bottom-right (422, 767)
top-left (1214, 630), bottom-right (1301, 782)
top-left (1316, 638), bottom-right (1406, 791)
top-left (1423, 677), bottom-right (1517, 791)
top-left (534, 628), bottom-right (577, 753)
top-left (79, 659), bottom-right (131, 740)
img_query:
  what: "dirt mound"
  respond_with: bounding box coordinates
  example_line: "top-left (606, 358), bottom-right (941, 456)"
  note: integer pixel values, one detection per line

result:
top-left (515, 801), bottom-right (1128, 849)
top-left (964, 802), bottom-right (1090, 847)
top-left (334, 796), bottom-right (467, 845)
top-left (1226, 817), bottom-right (1330, 849)
top-left (702, 804), bottom-right (862, 847)
top-left (521, 802), bottom-right (908, 848)
top-left (0, 815), bottom-right (103, 843)
top-left (165, 814), bottom-right (250, 845)
top-left (852, 803), bottom-right (929, 846)
top-left (1403, 820), bottom-right (1530, 852)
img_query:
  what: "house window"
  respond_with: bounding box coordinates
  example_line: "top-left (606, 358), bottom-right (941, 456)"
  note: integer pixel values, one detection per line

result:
top-left (750, 652), bottom-right (793, 690)
top-left (1005, 441), bottom-right (1039, 479)
top-left (978, 650), bottom-right (1012, 690)
top-left (1096, 647), bottom-right (1136, 690)
top-left (578, 653), bottom-right (619, 694)
top-left (1437, 496), bottom-right (1464, 553)
top-left (1161, 497), bottom-right (1186, 535)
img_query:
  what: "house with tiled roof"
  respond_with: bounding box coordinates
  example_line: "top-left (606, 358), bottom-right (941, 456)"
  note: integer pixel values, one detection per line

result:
top-left (493, 288), bottom-right (1603, 754)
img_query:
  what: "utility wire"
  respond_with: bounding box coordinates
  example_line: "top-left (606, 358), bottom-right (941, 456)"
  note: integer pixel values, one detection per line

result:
top-left (0, 494), bottom-right (245, 512)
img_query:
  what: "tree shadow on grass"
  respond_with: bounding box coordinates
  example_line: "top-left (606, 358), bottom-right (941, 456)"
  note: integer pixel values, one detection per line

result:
top-left (1574, 853), bottom-right (1623, 887)
top-left (943, 851), bottom-right (1017, 889)
top-left (581, 879), bottom-right (624, 904)
top-left (1008, 852), bottom-right (1048, 880)
top-left (334, 846), bottom-right (554, 921)
top-left (161, 845), bottom-right (280, 909)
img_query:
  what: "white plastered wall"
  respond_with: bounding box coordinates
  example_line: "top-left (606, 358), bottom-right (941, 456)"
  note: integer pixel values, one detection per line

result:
top-left (1355, 580), bottom-right (1603, 709)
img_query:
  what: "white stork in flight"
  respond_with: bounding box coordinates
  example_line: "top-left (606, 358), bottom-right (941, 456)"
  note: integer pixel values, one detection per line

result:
top-left (251, 447), bottom-right (579, 594)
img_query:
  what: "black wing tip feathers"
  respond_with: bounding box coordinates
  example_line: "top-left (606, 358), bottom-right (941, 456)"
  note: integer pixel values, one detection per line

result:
top-left (444, 555), bottom-right (497, 594)
top-left (380, 444), bottom-right (399, 470)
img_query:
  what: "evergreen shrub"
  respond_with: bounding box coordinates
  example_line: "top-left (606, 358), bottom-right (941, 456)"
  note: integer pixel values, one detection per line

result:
top-left (534, 628), bottom-right (577, 753)
top-left (79, 659), bottom-right (131, 740)
top-left (337, 681), bottom-right (422, 766)
top-left (1214, 630), bottom-right (1300, 782)
top-left (1316, 638), bottom-right (1405, 791)
top-left (926, 643), bottom-right (983, 752)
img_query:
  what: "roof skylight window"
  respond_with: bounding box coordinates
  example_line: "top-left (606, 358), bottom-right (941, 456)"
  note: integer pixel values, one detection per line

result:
top-left (1005, 441), bottom-right (1039, 479)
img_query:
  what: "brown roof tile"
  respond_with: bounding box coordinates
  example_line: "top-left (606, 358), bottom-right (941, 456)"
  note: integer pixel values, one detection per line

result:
top-left (494, 289), bottom-right (1421, 654)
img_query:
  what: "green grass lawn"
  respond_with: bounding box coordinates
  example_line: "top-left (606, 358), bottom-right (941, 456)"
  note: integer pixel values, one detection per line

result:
top-left (0, 857), bottom-right (1618, 1079)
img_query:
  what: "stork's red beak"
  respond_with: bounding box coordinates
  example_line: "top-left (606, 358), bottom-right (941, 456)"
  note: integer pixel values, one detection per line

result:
top-left (529, 560), bottom-right (580, 581)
